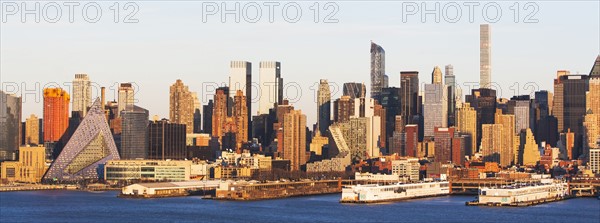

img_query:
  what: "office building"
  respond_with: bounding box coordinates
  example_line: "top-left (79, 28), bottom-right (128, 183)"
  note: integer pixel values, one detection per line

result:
top-left (481, 124), bottom-right (503, 164)
top-left (343, 82), bottom-right (366, 99)
top-left (117, 83), bottom-right (135, 117)
top-left (370, 41), bottom-right (385, 101)
top-left (203, 100), bottom-right (213, 134)
top-left (466, 88), bottom-right (497, 151)
top-left (554, 74), bottom-right (589, 158)
top-left (283, 110), bottom-right (307, 171)
top-left (24, 114), bottom-right (40, 145)
top-left (401, 71), bottom-right (419, 125)
top-left (423, 83), bottom-right (447, 138)
top-left (0, 145), bottom-right (47, 183)
top-left (72, 74), bottom-right (91, 116)
top-left (258, 61), bottom-right (283, 115)
top-left (120, 106), bottom-right (149, 159)
top-left (170, 80), bottom-right (195, 134)
top-left (233, 90), bottom-right (248, 149)
top-left (456, 103), bottom-right (477, 156)
top-left (521, 128), bottom-right (540, 166)
top-left (229, 61), bottom-right (252, 135)
top-left (495, 110), bottom-right (515, 166)
top-left (104, 159), bottom-right (192, 182)
top-left (317, 79), bottom-right (331, 136)
top-left (334, 95), bottom-right (354, 123)
top-left (212, 88), bottom-right (228, 139)
top-left (434, 127), bottom-right (456, 164)
top-left (445, 65), bottom-right (456, 126)
top-left (148, 119), bottom-right (186, 160)
top-left (432, 66), bottom-right (443, 84)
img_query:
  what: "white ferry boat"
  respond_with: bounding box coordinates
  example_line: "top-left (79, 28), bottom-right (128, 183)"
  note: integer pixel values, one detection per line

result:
top-left (470, 182), bottom-right (569, 206)
top-left (340, 181), bottom-right (450, 203)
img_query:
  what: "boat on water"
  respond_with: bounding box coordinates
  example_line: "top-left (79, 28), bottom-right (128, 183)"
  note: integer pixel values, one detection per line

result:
top-left (340, 181), bottom-right (450, 203)
top-left (467, 181), bottom-right (570, 206)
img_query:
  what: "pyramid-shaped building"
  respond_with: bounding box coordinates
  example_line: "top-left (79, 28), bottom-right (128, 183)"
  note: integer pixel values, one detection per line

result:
top-left (44, 98), bottom-right (120, 181)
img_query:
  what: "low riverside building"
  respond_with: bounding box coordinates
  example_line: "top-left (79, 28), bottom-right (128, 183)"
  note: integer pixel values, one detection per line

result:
top-left (120, 180), bottom-right (221, 198)
top-left (104, 160), bottom-right (193, 183)
top-left (0, 145), bottom-right (48, 184)
top-left (391, 158), bottom-right (420, 182)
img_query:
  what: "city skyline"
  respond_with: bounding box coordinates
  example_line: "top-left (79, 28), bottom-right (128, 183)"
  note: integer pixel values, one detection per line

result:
top-left (2, 2), bottom-right (599, 125)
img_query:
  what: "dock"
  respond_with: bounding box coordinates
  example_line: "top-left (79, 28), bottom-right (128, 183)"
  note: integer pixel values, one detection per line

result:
top-left (119, 180), bottom-right (221, 198)
top-left (214, 180), bottom-right (343, 201)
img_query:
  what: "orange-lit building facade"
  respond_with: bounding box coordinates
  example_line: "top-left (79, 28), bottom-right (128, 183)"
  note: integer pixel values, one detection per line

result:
top-left (43, 88), bottom-right (70, 142)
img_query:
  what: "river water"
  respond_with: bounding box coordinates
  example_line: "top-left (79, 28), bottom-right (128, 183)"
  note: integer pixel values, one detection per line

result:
top-left (0, 191), bottom-right (598, 222)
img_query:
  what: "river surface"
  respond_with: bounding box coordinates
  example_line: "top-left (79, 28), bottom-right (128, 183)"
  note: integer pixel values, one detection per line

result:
top-left (1, 191), bottom-right (598, 222)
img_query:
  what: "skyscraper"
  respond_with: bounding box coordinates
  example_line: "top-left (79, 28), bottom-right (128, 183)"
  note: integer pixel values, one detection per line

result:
top-left (495, 110), bottom-right (515, 167)
top-left (120, 106), bottom-right (149, 159)
top-left (480, 24), bottom-right (491, 88)
top-left (317, 79), bottom-right (331, 136)
top-left (117, 83), bottom-right (135, 117)
top-left (203, 100), bottom-right (213, 134)
top-left (401, 71), bottom-right (419, 125)
top-left (590, 55), bottom-right (600, 77)
top-left (333, 95), bottom-right (354, 123)
top-left (25, 114), bottom-right (40, 145)
top-left (380, 87), bottom-right (401, 148)
top-left (423, 83), bottom-right (447, 138)
top-left (148, 119), bottom-right (186, 160)
top-left (0, 91), bottom-right (22, 161)
top-left (233, 90), bottom-right (248, 149)
top-left (508, 95), bottom-right (530, 134)
top-left (434, 127), bottom-right (456, 164)
top-left (258, 61), bottom-right (282, 115)
top-left (72, 74), bottom-right (91, 116)
top-left (169, 80), bottom-right (194, 134)
top-left (212, 87), bottom-right (229, 139)
top-left (555, 74), bottom-right (589, 158)
top-left (283, 110), bottom-right (307, 171)
top-left (481, 124), bottom-right (503, 164)
top-left (370, 41), bottom-right (385, 101)
top-left (466, 88), bottom-right (497, 151)
top-left (43, 99), bottom-right (120, 182)
top-left (229, 61), bottom-right (252, 136)
top-left (445, 65), bottom-right (456, 126)
top-left (456, 103), bottom-right (477, 156)
top-left (343, 82), bottom-right (366, 99)
top-left (432, 66), bottom-right (443, 84)
top-left (521, 128), bottom-right (540, 166)
top-left (584, 77), bottom-right (600, 156)
top-left (43, 88), bottom-right (69, 143)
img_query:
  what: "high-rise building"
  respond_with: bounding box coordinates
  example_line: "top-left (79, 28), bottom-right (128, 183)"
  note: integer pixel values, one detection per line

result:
top-left (212, 88), bottom-right (228, 139)
top-left (481, 124), bottom-right (503, 164)
top-left (380, 87), bottom-right (401, 149)
top-left (0, 91), bottom-right (22, 161)
top-left (508, 95), bottom-right (530, 134)
top-left (434, 127), bottom-right (456, 164)
top-left (169, 80), bottom-right (195, 134)
top-left (495, 110), bottom-right (515, 167)
top-left (466, 88), bottom-right (497, 151)
top-left (43, 99), bottom-right (120, 181)
top-left (229, 61), bottom-right (252, 136)
top-left (445, 65), bottom-right (456, 126)
top-left (283, 110), bottom-right (307, 171)
top-left (25, 114), bottom-right (40, 145)
top-left (554, 74), bottom-right (589, 158)
top-left (233, 90), bottom-right (248, 149)
top-left (117, 83), bottom-right (135, 117)
top-left (203, 100), bottom-right (213, 134)
top-left (590, 55), bottom-right (600, 78)
top-left (432, 66), bottom-right (443, 84)
top-left (148, 119), bottom-right (186, 160)
top-left (343, 82), bottom-right (366, 99)
top-left (120, 106), bottom-right (149, 159)
top-left (404, 125), bottom-right (419, 157)
top-left (334, 95), bottom-right (354, 123)
top-left (456, 103), bottom-right (477, 156)
top-left (370, 41), bottom-right (385, 101)
top-left (401, 71), bottom-right (419, 125)
top-left (258, 61), bottom-right (283, 115)
top-left (521, 128), bottom-right (540, 166)
top-left (43, 88), bottom-right (69, 143)
top-left (317, 79), bottom-right (331, 136)
top-left (423, 84), bottom-right (447, 138)
top-left (72, 74), bottom-right (91, 116)
top-left (452, 135), bottom-right (469, 166)
top-left (590, 148), bottom-right (600, 174)
top-left (480, 24), bottom-right (491, 88)
top-left (584, 77), bottom-right (600, 157)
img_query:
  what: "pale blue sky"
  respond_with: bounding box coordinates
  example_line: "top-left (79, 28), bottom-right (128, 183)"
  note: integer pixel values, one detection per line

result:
top-left (1, 1), bottom-right (599, 125)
